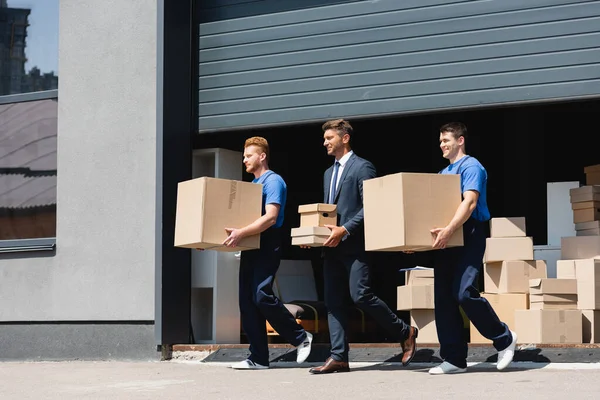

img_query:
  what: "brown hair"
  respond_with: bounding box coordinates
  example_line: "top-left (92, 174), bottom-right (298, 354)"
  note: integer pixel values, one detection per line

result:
top-left (244, 136), bottom-right (270, 163)
top-left (440, 122), bottom-right (468, 140)
top-left (322, 118), bottom-right (353, 138)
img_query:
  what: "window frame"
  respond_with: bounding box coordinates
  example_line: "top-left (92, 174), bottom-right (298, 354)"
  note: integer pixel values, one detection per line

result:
top-left (0, 89), bottom-right (58, 253)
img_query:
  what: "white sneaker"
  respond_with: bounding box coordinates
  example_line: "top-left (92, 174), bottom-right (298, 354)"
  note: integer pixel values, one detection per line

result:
top-left (429, 361), bottom-right (467, 375)
top-left (296, 332), bottom-right (313, 363)
top-left (497, 330), bottom-right (517, 371)
top-left (230, 359), bottom-right (269, 370)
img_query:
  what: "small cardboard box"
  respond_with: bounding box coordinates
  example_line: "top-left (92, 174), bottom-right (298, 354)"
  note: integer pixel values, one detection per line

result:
top-left (174, 177), bottom-right (262, 251)
top-left (575, 220), bottom-right (600, 236)
top-left (585, 164), bottom-right (600, 186)
top-left (483, 237), bottom-right (534, 263)
top-left (570, 185), bottom-right (600, 203)
top-left (489, 217), bottom-right (526, 238)
top-left (514, 309), bottom-right (582, 343)
top-left (364, 172), bottom-right (463, 251)
top-left (561, 236), bottom-right (600, 260)
top-left (571, 201), bottom-right (600, 224)
top-left (291, 226), bottom-right (331, 247)
top-left (397, 285), bottom-right (434, 310)
top-left (405, 268), bottom-right (435, 286)
top-left (484, 260), bottom-right (547, 293)
top-left (298, 203), bottom-right (337, 227)
top-left (529, 278), bottom-right (578, 295)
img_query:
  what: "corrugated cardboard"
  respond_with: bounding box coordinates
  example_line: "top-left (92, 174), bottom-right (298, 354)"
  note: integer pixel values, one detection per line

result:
top-left (561, 236), bottom-right (600, 260)
top-left (575, 221), bottom-right (600, 231)
top-left (410, 309), bottom-right (439, 343)
top-left (582, 310), bottom-right (600, 343)
top-left (572, 259), bottom-right (600, 310)
top-left (483, 237), bottom-right (534, 263)
top-left (556, 259), bottom-right (576, 279)
top-left (576, 228), bottom-right (600, 236)
top-left (585, 165), bottom-right (600, 185)
top-left (484, 260), bottom-right (547, 293)
top-left (529, 293), bottom-right (578, 310)
top-left (489, 217), bottom-right (526, 238)
top-left (571, 201), bottom-right (600, 224)
top-left (528, 278), bottom-right (577, 295)
top-left (174, 177), bottom-right (262, 251)
top-left (298, 203), bottom-right (337, 227)
top-left (397, 285), bottom-right (434, 310)
top-left (570, 185), bottom-right (600, 203)
top-left (405, 269), bottom-right (435, 286)
top-left (584, 164), bottom-right (600, 174)
top-left (515, 309), bottom-right (582, 343)
top-left (469, 293), bottom-right (528, 343)
top-left (290, 226), bottom-right (331, 247)
top-left (364, 173), bottom-right (463, 251)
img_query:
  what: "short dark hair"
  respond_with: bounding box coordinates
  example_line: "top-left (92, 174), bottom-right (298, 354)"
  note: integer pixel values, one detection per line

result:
top-left (440, 122), bottom-right (468, 140)
top-left (322, 118), bottom-right (353, 138)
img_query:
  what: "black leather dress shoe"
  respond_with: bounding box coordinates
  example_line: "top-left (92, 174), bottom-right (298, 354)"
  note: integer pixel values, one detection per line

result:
top-left (308, 357), bottom-right (350, 374)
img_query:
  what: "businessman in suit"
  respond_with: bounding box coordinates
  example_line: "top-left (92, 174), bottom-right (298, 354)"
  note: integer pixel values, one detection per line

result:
top-left (308, 119), bottom-right (419, 374)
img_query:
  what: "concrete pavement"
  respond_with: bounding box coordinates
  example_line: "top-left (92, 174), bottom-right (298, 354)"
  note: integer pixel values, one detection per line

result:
top-left (1, 359), bottom-right (599, 400)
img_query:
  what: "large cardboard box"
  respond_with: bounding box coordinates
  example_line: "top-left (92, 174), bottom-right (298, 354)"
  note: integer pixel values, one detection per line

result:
top-left (469, 293), bottom-right (529, 343)
top-left (298, 203), bottom-right (337, 227)
top-left (575, 220), bottom-right (600, 236)
top-left (561, 236), bottom-right (600, 260)
top-left (484, 260), bottom-right (546, 293)
top-left (174, 177), bottom-right (262, 251)
top-left (483, 237), bottom-right (534, 263)
top-left (291, 226), bottom-right (330, 247)
top-left (364, 173), bottom-right (463, 251)
top-left (397, 285), bottom-right (434, 310)
top-left (570, 185), bottom-right (600, 203)
top-left (489, 217), bottom-right (526, 238)
top-left (514, 309), bottom-right (582, 344)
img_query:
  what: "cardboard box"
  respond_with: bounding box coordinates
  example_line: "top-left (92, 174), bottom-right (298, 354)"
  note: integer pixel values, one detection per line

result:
top-left (410, 309), bottom-right (439, 343)
top-left (585, 165), bottom-right (600, 186)
top-left (469, 293), bottom-right (529, 343)
top-left (571, 201), bottom-right (600, 224)
top-left (405, 268), bottom-right (434, 286)
top-left (298, 203), bottom-right (337, 227)
top-left (556, 259), bottom-right (576, 279)
top-left (576, 221), bottom-right (600, 231)
top-left (397, 285), bottom-right (434, 310)
top-left (529, 294), bottom-right (578, 310)
top-left (573, 258), bottom-right (600, 310)
top-left (174, 177), bottom-right (262, 251)
top-left (570, 185), bottom-right (600, 203)
top-left (528, 278), bottom-right (578, 295)
top-left (561, 236), bottom-right (600, 260)
top-left (514, 309), bottom-right (582, 343)
top-left (291, 226), bottom-right (330, 247)
top-left (483, 237), bottom-right (534, 263)
top-left (489, 217), bottom-right (526, 238)
top-left (484, 260), bottom-right (546, 293)
top-left (582, 310), bottom-right (600, 343)
top-left (576, 228), bottom-right (600, 236)
top-left (363, 173), bottom-right (463, 251)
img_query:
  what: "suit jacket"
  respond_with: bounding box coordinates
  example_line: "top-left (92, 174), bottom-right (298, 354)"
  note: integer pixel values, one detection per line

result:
top-left (323, 153), bottom-right (376, 255)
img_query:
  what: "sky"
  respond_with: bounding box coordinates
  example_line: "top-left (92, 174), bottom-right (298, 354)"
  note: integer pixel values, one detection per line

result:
top-left (8, 0), bottom-right (59, 74)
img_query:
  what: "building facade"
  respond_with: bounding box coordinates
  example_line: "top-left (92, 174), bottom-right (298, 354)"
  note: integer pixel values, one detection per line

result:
top-left (1, 0), bottom-right (599, 360)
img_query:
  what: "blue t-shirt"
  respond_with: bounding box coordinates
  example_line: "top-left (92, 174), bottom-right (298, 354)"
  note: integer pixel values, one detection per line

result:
top-left (440, 155), bottom-right (490, 222)
top-left (253, 170), bottom-right (287, 228)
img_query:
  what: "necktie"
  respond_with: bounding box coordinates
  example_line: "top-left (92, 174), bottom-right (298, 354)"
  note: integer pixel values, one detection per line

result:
top-left (329, 161), bottom-right (340, 204)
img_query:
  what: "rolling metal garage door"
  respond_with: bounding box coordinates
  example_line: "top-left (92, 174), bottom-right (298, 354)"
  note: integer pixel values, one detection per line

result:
top-left (199, 0), bottom-right (600, 132)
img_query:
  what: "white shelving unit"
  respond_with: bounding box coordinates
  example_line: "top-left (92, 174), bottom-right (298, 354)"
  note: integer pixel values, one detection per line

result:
top-left (190, 148), bottom-right (244, 344)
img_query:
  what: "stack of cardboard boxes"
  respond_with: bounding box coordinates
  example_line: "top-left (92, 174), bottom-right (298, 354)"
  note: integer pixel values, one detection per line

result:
top-left (396, 268), bottom-right (437, 343)
top-left (551, 164), bottom-right (600, 343)
top-left (290, 204), bottom-right (336, 246)
top-left (472, 217), bottom-right (546, 343)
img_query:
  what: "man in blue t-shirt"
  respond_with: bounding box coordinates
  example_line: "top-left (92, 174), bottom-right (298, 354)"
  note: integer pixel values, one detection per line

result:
top-left (428, 122), bottom-right (516, 375)
top-left (223, 136), bottom-right (312, 370)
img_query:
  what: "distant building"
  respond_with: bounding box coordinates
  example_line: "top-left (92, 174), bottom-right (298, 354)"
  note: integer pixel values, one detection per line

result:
top-left (0, 3), bottom-right (30, 95)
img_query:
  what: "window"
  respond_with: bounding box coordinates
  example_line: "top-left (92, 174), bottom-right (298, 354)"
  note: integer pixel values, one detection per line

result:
top-left (0, 91), bottom-right (57, 251)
